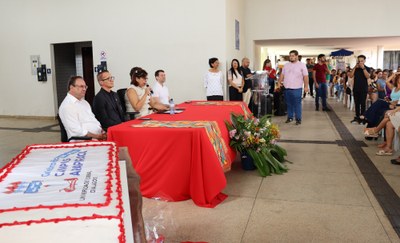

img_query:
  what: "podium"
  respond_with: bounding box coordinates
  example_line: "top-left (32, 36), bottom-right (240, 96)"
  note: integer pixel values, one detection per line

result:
top-left (248, 71), bottom-right (272, 117)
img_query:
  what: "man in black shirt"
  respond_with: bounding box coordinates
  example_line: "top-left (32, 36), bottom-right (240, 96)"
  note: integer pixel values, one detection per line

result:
top-left (92, 70), bottom-right (125, 131)
top-left (349, 55), bottom-right (370, 124)
top-left (240, 57), bottom-right (253, 105)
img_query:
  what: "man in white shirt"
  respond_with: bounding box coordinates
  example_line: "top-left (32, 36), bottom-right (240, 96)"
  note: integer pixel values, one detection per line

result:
top-left (152, 70), bottom-right (170, 104)
top-left (59, 76), bottom-right (106, 140)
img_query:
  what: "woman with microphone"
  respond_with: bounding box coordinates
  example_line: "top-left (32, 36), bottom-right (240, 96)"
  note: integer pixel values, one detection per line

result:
top-left (125, 67), bottom-right (168, 117)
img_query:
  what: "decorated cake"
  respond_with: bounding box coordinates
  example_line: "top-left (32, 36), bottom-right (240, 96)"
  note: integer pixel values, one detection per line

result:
top-left (0, 141), bottom-right (128, 243)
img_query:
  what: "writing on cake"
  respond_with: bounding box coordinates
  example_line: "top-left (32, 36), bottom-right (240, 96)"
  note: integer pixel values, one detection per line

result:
top-left (41, 149), bottom-right (87, 177)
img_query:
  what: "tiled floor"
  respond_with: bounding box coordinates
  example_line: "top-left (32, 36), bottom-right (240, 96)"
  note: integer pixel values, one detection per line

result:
top-left (1, 97), bottom-right (400, 242)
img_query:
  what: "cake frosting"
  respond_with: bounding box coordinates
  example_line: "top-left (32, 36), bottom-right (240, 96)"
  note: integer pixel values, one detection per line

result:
top-left (0, 141), bottom-right (127, 243)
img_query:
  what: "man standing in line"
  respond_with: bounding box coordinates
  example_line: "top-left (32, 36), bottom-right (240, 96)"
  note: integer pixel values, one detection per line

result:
top-left (240, 57), bottom-right (253, 106)
top-left (304, 58), bottom-right (314, 98)
top-left (349, 55), bottom-right (371, 124)
top-left (152, 69), bottom-right (170, 105)
top-left (92, 70), bottom-right (125, 131)
top-left (278, 50), bottom-right (309, 125)
top-left (313, 54), bottom-right (331, 111)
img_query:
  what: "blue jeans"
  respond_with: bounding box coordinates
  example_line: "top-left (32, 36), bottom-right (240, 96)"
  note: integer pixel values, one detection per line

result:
top-left (284, 88), bottom-right (302, 120)
top-left (315, 82), bottom-right (327, 109)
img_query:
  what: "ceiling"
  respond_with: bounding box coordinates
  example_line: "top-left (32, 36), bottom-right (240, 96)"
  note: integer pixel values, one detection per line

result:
top-left (256, 36), bottom-right (400, 56)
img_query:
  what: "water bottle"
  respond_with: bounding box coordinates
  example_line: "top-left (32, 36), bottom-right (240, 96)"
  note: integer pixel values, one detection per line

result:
top-left (169, 98), bottom-right (175, 115)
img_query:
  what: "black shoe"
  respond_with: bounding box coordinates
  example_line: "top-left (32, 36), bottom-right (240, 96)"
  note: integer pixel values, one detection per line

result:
top-left (351, 118), bottom-right (360, 124)
top-left (285, 118), bottom-right (293, 123)
top-left (303, 93), bottom-right (306, 98)
top-left (295, 120), bottom-right (301, 125)
top-left (315, 107), bottom-right (319, 111)
top-left (391, 159), bottom-right (400, 165)
top-left (322, 107), bottom-right (331, 111)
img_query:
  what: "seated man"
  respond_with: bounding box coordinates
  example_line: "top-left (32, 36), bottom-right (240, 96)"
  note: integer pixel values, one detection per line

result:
top-left (93, 70), bottom-right (125, 130)
top-left (152, 69), bottom-right (170, 105)
top-left (59, 76), bottom-right (106, 140)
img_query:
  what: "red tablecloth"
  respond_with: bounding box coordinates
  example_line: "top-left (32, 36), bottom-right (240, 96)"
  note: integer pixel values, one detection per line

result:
top-left (108, 101), bottom-right (250, 207)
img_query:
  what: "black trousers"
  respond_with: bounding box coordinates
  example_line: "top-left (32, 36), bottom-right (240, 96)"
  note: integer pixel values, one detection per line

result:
top-left (353, 90), bottom-right (367, 118)
top-left (207, 95), bottom-right (223, 101)
top-left (303, 78), bottom-right (314, 96)
top-left (309, 78), bottom-right (314, 96)
top-left (229, 86), bottom-right (243, 101)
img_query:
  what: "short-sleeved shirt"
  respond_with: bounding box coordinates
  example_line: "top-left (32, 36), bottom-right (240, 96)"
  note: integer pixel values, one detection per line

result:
top-left (263, 67), bottom-right (276, 80)
top-left (376, 79), bottom-right (386, 90)
top-left (313, 63), bottom-right (328, 83)
top-left (204, 71), bottom-right (224, 96)
top-left (228, 70), bottom-right (243, 87)
top-left (281, 61), bottom-right (308, 89)
top-left (353, 66), bottom-right (371, 92)
top-left (240, 66), bottom-right (252, 92)
top-left (152, 81), bottom-right (170, 105)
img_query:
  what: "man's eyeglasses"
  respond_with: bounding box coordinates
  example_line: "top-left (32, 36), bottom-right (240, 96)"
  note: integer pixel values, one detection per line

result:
top-left (102, 76), bottom-right (115, 81)
top-left (73, 85), bottom-right (88, 89)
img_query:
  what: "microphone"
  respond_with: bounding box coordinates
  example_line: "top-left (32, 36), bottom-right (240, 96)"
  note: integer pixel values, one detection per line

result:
top-left (146, 84), bottom-right (154, 95)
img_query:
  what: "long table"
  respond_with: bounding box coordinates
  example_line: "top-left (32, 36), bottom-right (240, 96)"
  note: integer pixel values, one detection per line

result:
top-left (107, 101), bottom-right (250, 207)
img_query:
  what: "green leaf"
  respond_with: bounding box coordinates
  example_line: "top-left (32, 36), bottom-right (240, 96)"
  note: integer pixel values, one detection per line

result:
top-left (248, 149), bottom-right (270, 177)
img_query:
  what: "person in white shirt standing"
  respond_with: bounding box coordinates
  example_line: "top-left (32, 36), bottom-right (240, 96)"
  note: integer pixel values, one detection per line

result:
top-left (204, 57), bottom-right (224, 101)
top-left (152, 69), bottom-right (170, 105)
top-left (228, 59), bottom-right (244, 101)
top-left (59, 76), bottom-right (106, 140)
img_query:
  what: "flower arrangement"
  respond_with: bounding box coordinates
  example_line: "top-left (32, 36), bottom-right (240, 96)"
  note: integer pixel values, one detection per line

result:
top-left (225, 113), bottom-right (288, 177)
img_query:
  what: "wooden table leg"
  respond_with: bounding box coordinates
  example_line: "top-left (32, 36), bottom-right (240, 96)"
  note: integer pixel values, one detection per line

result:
top-left (119, 147), bottom-right (146, 243)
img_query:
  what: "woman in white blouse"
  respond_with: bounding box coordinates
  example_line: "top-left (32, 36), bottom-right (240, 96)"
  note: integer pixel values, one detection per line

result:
top-left (204, 57), bottom-right (224, 101)
top-left (228, 59), bottom-right (244, 101)
top-left (125, 67), bottom-right (168, 118)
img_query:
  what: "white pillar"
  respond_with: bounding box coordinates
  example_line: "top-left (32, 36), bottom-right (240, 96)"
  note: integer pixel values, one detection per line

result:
top-left (377, 45), bottom-right (384, 69)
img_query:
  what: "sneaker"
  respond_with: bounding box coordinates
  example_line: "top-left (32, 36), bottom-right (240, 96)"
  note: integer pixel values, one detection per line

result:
top-left (295, 120), bottom-right (301, 125)
top-left (285, 118), bottom-right (293, 123)
top-left (322, 107), bottom-right (331, 111)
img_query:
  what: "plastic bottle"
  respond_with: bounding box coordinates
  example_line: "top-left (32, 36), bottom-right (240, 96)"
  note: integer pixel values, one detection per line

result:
top-left (169, 98), bottom-right (175, 115)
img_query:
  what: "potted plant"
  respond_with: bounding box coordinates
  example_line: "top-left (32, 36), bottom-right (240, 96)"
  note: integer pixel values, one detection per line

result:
top-left (225, 113), bottom-right (288, 177)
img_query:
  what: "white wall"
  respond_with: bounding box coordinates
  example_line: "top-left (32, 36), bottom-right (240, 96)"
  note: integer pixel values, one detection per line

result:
top-left (0, 0), bottom-right (226, 116)
top-left (244, 0), bottom-right (400, 69)
top-left (225, 0), bottom-right (246, 63)
top-left (4, 0), bottom-right (399, 116)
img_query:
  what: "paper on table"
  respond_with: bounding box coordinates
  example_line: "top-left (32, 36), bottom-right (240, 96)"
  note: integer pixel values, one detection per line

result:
top-left (162, 110), bottom-right (183, 114)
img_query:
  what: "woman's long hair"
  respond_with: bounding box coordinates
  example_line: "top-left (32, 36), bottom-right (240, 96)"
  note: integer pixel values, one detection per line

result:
top-left (263, 59), bottom-right (271, 69)
top-left (229, 59), bottom-right (240, 78)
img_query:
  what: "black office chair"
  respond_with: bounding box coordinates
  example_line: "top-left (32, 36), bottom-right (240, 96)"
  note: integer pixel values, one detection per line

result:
top-left (117, 88), bottom-right (139, 120)
top-left (57, 115), bottom-right (92, 142)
